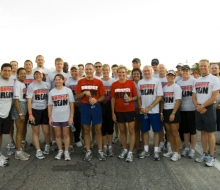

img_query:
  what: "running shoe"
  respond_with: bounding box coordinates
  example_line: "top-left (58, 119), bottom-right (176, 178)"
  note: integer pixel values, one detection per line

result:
top-left (68, 146), bottom-right (74, 154)
top-left (108, 148), bottom-right (114, 157)
top-left (188, 149), bottom-right (195, 159)
top-left (15, 152), bottom-right (29, 161)
top-left (97, 151), bottom-right (106, 161)
top-left (55, 150), bottom-right (64, 160)
top-left (163, 150), bottom-right (173, 158)
top-left (138, 150), bottom-right (150, 159)
top-left (75, 141), bottom-right (83, 147)
top-left (158, 143), bottom-right (165, 153)
top-left (36, 151), bottom-right (45, 159)
top-left (195, 153), bottom-right (208, 163)
top-left (21, 149), bottom-right (30, 158)
top-left (154, 152), bottom-right (160, 161)
top-left (103, 147), bottom-right (108, 157)
top-left (181, 148), bottom-right (189, 157)
top-left (9, 140), bottom-right (16, 149)
top-left (180, 141), bottom-right (185, 150)
top-left (43, 145), bottom-right (50, 155)
top-left (51, 142), bottom-right (58, 152)
top-left (84, 150), bottom-right (92, 161)
top-left (0, 157), bottom-right (9, 167)
top-left (171, 152), bottom-right (181, 161)
top-left (0, 153), bottom-right (9, 161)
top-left (205, 156), bottom-right (216, 167)
top-left (126, 152), bottom-right (133, 162)
top-left (118, 150), bottom-right (128, 159)
top-left (64, 152), bottom-right (71, 161)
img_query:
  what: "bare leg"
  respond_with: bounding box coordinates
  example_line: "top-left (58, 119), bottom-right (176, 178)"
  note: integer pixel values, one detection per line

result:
top-left (83, 125), bottom-right (91, 150)
top-left (94, 124), bottom-right (102, 150)
top-left (54, 127), bottom-right (62, 150)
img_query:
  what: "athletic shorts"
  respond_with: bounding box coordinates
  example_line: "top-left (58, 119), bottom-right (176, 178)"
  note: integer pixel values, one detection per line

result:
top-left (180, 111), bottom-right (196, 135)
top-left (115, 111), bottom-right (136, 123)
top-left (53, 121), bottom-right (69, 127)
top-left (31, 108), bottom-right (49, 126)
top-left (163, 109), bottom-right (181, 123)
top-left (11, 101), bottom-right (27, 120)
top-left (140, 113), bottom-right (162, 133)
top-left (216, 109), bottom-right (220, 131)
top-left (0, 113), bottom-right (11, 134)
top-left (80, 103), bottom-right (102, 125)
top-left (195, 104), bottom-right (216, 132)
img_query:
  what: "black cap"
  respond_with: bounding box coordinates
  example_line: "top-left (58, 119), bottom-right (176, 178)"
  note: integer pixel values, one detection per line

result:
top-left (151, 58), bottom-right (159, 65)
top-left (181, 65), bottom-right (191, 70)
top-left (132, 58), bottom-right (141, 63)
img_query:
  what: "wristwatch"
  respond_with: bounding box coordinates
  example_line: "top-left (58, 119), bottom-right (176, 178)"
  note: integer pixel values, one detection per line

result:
top-left (171, 112), bottom-right (176, 115)
top-left (19, 113), bottom-right (22, 116)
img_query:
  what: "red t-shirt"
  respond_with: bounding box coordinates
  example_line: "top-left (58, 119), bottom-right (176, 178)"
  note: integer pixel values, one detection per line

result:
top-left (110, 80), bottom-right (137, 112)
top-left (76, 78), bottom-right (105, 104)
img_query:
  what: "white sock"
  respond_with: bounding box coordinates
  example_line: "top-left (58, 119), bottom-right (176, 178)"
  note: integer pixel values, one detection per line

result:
top-left (46, 144), bottom-right (50, 147)
top-left (154, 147), bottom-right (158, 152)
top-left (52, 141), bottom-right (56, 144)
top-left (64, 151), bottom-right (68, 153)
top-left (124, 149), bottom-right (128, 153)
top-left (185, 147), bottom-right (189, 150)
top-left (144, 145), bottom-right (149, 152)
top-left (128, 151), bottom-right (132, 154)
top-left (58, 150), bottom-right (63, 153)
top-left (159, 142), bottom-right (165, 146)
top-left (37, 149), bottom-right (41, 152)
top-left (167, 142), bottom-right (171, 148)
top-left (16, 151), bottom-right (21, 154)
top-left (103, 145), bottom-right (107, 149)
top-left (108, 146), bottom-right (112, 149)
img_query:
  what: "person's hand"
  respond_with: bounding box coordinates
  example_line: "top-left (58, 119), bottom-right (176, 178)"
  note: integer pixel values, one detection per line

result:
top-left (160, 113), bottom-right (164, 122)
top-left (68, 117), bottom-right (73, 126)
top-left (49, 118), bottom-right (53, 126)
top-left (89, 97), bottom-right (97, 105)
top-left (196, 105), bottom-right (204, 112)
top-left (112, 113), bottom-right (117, 122)
top-left (75, 101), bottom-right (80, 107)
top-left (19, 115), bottom-right (25, 121)
top-left (200, 108), bottom-right (207, 114)
top-left (83, 91), bottom-right (91, 97)
top-left (169, 114), bottom-right (175, 122)
top-left (29, 115), bottom-right (35, 122)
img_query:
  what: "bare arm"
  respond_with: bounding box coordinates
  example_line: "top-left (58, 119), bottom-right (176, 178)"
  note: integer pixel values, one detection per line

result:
top-left (48, 105), bottom-right (53, 125)
top-left (68, 102), bottom-right (74, 126)
top-left (14, 99), bottom-right (25, 120)
top-left (111, 97), bottom-right (116, 122)
top-left (27, 98), bottom-right (35, 122)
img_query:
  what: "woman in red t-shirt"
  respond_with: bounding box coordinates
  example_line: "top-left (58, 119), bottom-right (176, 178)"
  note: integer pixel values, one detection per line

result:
top-left (110, 65), bottom-right (137, 162)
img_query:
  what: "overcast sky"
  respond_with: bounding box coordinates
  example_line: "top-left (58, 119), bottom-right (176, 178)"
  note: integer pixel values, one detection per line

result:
top-left (0, 0), bottom-right (219, 70)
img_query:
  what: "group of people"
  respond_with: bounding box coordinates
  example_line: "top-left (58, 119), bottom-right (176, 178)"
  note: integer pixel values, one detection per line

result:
top-left (0, 55), bottom-right (219, 168)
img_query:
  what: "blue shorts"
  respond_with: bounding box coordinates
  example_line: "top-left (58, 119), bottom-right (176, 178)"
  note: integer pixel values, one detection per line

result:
top-left (140, 113), bottom-right (162, 133)
top-left (80, 103), bottom-right (102, 125)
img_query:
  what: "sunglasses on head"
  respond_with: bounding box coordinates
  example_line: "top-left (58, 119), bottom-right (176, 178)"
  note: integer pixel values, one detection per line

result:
top-left (95, 66), bottom-right (102, 68)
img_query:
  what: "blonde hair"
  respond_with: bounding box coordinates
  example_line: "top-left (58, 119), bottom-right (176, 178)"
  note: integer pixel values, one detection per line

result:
top-left (102, 64), bottom-right (110, 70)
top-left (199, 59), bottom-right (209, 64)
top-left (117, 65), bottom-right (128, 73)
top-left (55, 58), bottom-right (63, 65)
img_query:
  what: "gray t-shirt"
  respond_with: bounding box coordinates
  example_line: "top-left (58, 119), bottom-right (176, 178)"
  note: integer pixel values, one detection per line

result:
top-left (138, 77), bottom-right (163, 113)
top-left (46, 71), bottom-right (69, 90)
top-left (192, 74), bottom-right (220, 104)
top-left (26, 81), bottom-right (49, 110)
top-left (158, 77), bottom-right (168, 88)
top-left (24, 74), bottom-right (34, 88)
top-left (0, 77), bottom-right (14, 118)
top-left (163, 83), bottom-right (182, 110)
top-left (48, 87), bottom-right (74, 122)
top-left (177, 78), bottom-right (195, 111)
top-left (13, 80), bottom-right (27, 102)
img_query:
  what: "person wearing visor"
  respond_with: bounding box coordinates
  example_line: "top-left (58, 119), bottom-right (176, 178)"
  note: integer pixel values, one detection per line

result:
top-left (151, 59), bottom-right (159, 78)
top-left (177, 65), bottom-right (197, 159)
top-left (161, 70), bottom-right (182, 161)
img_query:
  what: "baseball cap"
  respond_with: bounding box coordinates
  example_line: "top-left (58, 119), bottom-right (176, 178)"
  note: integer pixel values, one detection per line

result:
top-left (181, 65), bottom-right (191, 70)
top-left (151, 58), bottom-right (159, 65)
top-left (176, 63), bottom-right (184, 68)
top-left (34, 68), bottom-right (44, 74)
top-left (70, 65), bottom-right (79, 70)
top-left (166, 70), bottom-right (176, 76)
top-left (132, 58), bottom-right (141, 63)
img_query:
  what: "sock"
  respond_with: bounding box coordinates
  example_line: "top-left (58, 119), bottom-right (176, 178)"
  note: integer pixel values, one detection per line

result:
top-left (37, 149), bottom-right (41, 152)
top-left (154, 147), bottom-right (158, 152)
top-left (46, 144), bottom-right (50, 147)
top-left (52, 141), bottom-right (56, 144)
top-left (124, 149), bottom-right (128, 153)
top-left (108, 146), bottom-right (112, 149)
top-left (128, 151), bottom-right (132, 154)
top-left (58, 150), bottom-right (63, 153)
top-left (191, 149), bottom-right (195, 152)
top-left (103, 145), bottom-right (107, 149)
top-left (144, 145), bottom-right (149, 152)
top-left (167, 142), bottom-right (171, 148)
top-left (16, 151), bottom-right (21, 154)
top-left (98, 150), bottom-right (102, 152)
top-left (87, 150), bottom-right (91, 152)
top-left (65, 151), bottom-right (68, 153)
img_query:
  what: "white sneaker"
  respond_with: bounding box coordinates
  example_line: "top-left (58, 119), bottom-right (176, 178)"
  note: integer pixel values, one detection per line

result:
top-left (163, 150), bottom-right (173, 158)
top-left (36, 151), bottom-right (45, 159)
top-left (181, 148), bottom-right (189, 157)
top-left (171, 152), bottom-right (181, 161)
top-left (64, 152), bottom-right (71, 161)
top-left (180, 141), bottom-right (185, 150)
top-left (75, 141), bottom-right (83, 147)
top-left (43, 145), bottom-right (50, 155)
top-left (0, 157), bottom-right (9, 167)
top-left (55, 150), bottom-right (63, 160)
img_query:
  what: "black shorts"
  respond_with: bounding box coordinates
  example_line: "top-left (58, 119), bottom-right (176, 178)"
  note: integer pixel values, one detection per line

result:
top-left (31, 108), bottom-right (49, 126)
top-left (115, 111), bottom-right (136, 123)
top-left (216, 109), bottom-right (220, 131)
top-left (0, 113), bottom-right (11, 134)
top-left (163, 109), bottom-right (181, 123)
top-left (195, 104), bottom-right (216, 132)
top-left (180, 111), bottom-right (196, 135)
top-left (101, 101), bottom-right (114, 135)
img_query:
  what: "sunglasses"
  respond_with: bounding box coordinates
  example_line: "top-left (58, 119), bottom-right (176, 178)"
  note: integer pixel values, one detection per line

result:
top-left (95, 66), bottom-right (102, 68)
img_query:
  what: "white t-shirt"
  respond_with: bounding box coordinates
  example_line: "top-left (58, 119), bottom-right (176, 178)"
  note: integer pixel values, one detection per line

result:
top-left (46, 71), bottom-right (69, 90)
top-left (175, 75), bottom-right (194, 83)
top-left (158, 77), bottom-right (168, 88)
top-left (138, 77), bottom-right (163, 113)
top-left (94, 74), bottom-right (103, 80)
top-left (0, 77), bottom-right (14, 118)
top-left (65, 78), bottom-right (79, 102)
top-left (192, 74), bottom-right (220, 104)
top-left (26, 81), bottom-right (49, 110)
top-left (177, 78), bottom-right (195, 111)
top-left (48, 87), bottom-right (74, 122)
top-left (163, 83), bottom-right (182, 110)
top-left (24, 74), bottom-right (34, 88)
top-left (10, 75), bottom-right (17, 83)
top-left (13, 80), bottom-right (27, 102)
top-left (152, 73), bottom-right (159, 79)
top-left (101, 78), bottom-right (115, 102)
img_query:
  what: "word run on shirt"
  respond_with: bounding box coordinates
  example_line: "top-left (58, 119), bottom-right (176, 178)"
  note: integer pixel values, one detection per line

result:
top-left (181, 86), bottom-right (193, 97)
top-left (115, 88), bottom-right (131, 98)
top-left (195, 82), bottom-right (209, 94)
top-left (164, 92), bottom-right (174, 103)
top-left (34, 89), bottom-right (48, 100)
top-left (82, 85), bottom-right (98, 96)
top-left (0, 86), bottom-right (13, 98)
top-left (140, 84), bottom-right (155, 95)
top-left (52, 94), bottom-right (68, 106)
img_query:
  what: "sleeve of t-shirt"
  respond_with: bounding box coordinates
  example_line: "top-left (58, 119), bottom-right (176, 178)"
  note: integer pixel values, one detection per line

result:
top-left (13, 82), bottom-right (21, 99)
top-left (110, 82), bottom-right (116, 98)
top-left (212, 76), bottom-right (220, 91)
top-left (156, 79), bottom-right (164, 96)
top-left (48, 91), bottom-right (53, 105)
top-left (26, 83), bottom-right (33, 98)
top-left (75, 80), bottom-right (82, 94)
top-left (67, 88), bottom-right (75, 102)
top-left (174, 84), bottom-right (182, 100)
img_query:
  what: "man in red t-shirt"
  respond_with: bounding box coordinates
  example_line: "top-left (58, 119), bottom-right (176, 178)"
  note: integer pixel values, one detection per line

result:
top-left (76, 63), bottom-right (105, 162)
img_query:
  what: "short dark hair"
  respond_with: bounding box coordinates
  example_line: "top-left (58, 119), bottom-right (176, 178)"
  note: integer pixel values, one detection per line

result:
top-left (78, 64), bottom-right (84, 69)
top-left (10, 60), bottom-right (18, 65)
top-left (1, 63), bottom-right (12, 70)
top-left (85, 63), bottom-right (94, 67)
top-left (111, 64), bottom-right (118, 69)
top-left (17, 67), bottom-right (26, 75)
top-left (94, 62), bottom-right (102, 66)
top-left (131, 68), bottom-right (143, 80)
top-left (24, 60), bottom-right (33, 65)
